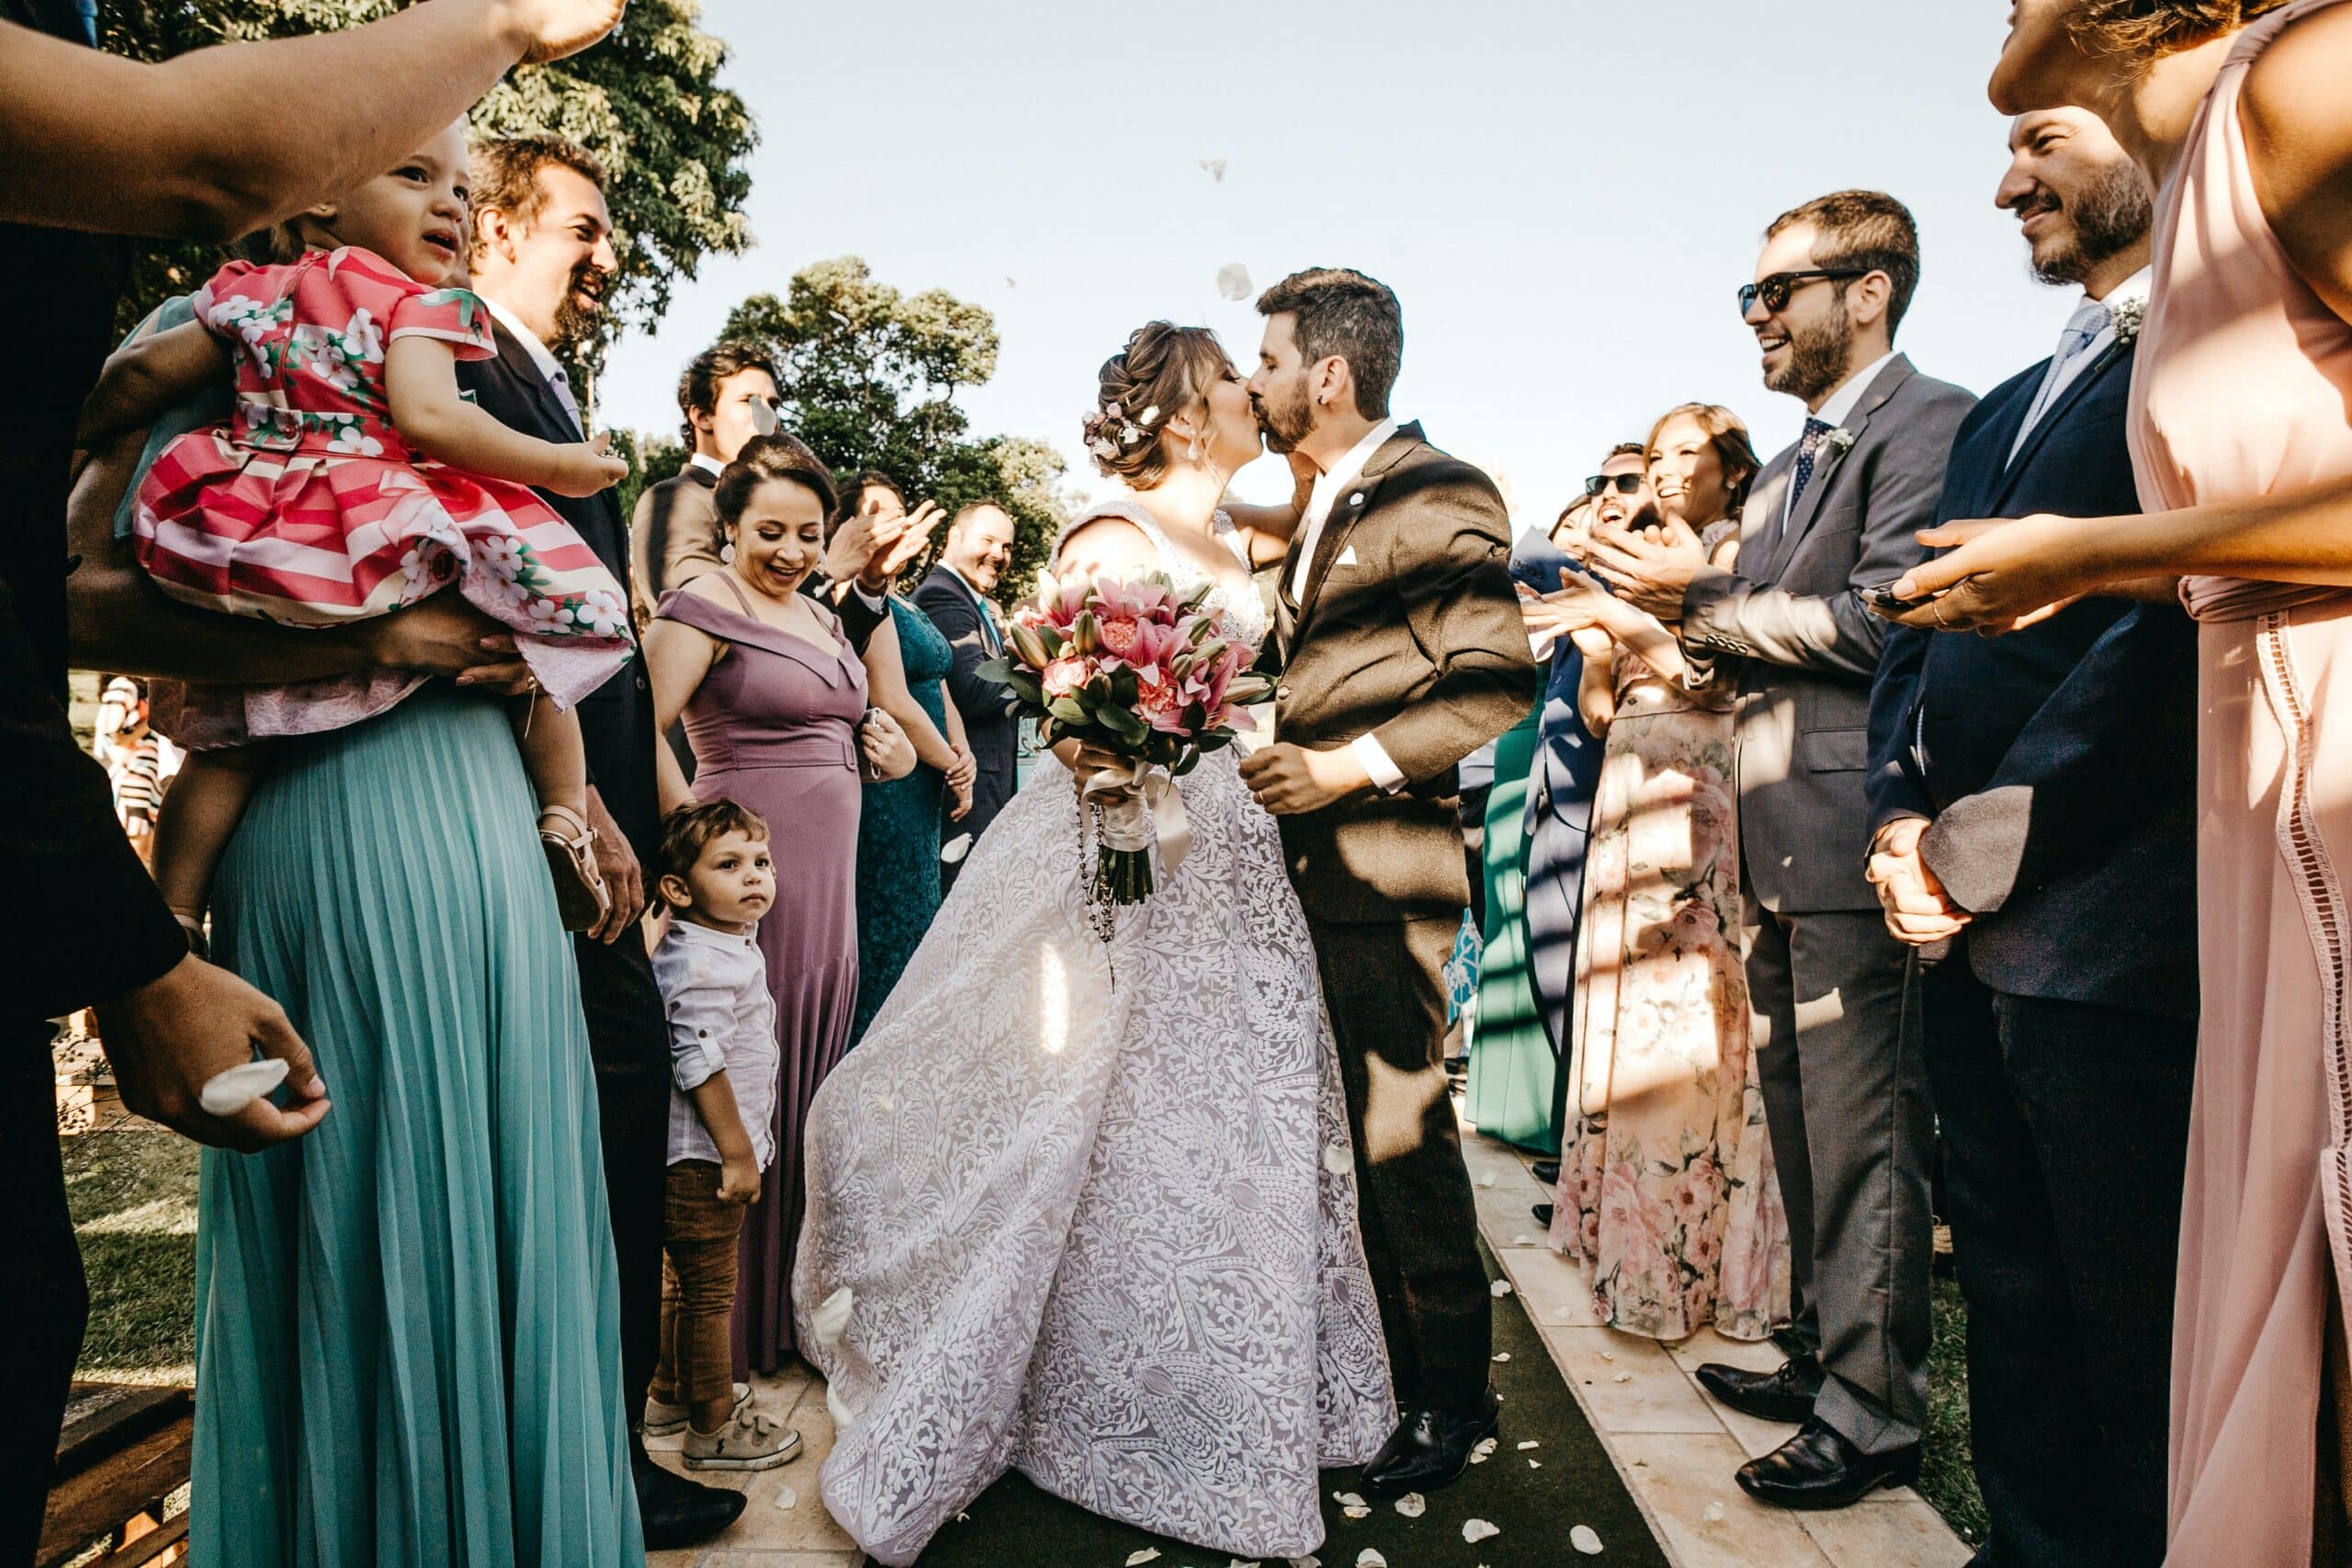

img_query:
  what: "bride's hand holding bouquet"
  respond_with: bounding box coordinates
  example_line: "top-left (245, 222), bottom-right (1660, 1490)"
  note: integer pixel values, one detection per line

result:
top-left (978, 570), bottom-right (1269, 919)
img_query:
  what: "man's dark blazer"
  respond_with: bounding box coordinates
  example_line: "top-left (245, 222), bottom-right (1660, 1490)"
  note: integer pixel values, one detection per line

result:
top-left (1265, 423), bottom-right (1542, 923)
top-left (1865, 342), bottom-right (2197, 1019)
top-left (1508, 529), bottom-right (1604, 1058)
top-left (459, 323), bottom-right (661, 860)
top-left (915, 563), bottom-right (1017, 843)
top-left (629, 460), bottom-right (721, 628)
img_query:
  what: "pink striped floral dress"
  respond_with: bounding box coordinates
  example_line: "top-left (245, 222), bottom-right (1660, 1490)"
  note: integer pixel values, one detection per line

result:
top-left (131, 246), bottom-right (630, 745)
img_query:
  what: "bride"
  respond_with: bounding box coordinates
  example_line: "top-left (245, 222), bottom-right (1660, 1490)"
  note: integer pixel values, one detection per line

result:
top-left (793, 322), bottom-right (1396, 1564)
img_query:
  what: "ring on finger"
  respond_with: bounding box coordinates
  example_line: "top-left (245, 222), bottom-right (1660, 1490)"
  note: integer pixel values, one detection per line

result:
top-left (1931, 600), bottom-right (1951, 628)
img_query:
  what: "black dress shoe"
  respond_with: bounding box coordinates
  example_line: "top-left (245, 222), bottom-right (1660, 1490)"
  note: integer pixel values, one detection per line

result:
top-left (1532, 1158), bottom-right (1561, 1186)
top-left (1360, 1386), bottom-right (1502, 1500)
top-left (1694, 1352), bottom-right (1824, 1424)
top-left (1531, 1201), bottom-right (1555, 1227)
top-left (1736, 1416), bottom-right (1919, 1510)
top-left (632, 1441), bottom-right (748, 1549)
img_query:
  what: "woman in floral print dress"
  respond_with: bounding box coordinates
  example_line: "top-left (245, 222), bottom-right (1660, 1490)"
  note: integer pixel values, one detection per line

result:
top-left (1544, 404), bottom-right (1791, 1342)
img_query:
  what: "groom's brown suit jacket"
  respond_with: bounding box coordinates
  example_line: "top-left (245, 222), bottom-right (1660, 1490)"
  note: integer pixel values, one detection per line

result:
top-left (1263, 423), bottom-right (1540, 922)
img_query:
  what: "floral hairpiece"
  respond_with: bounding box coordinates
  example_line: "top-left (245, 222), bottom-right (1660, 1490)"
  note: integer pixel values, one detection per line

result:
top-left (1081, 400), bottom-right (1161, 462)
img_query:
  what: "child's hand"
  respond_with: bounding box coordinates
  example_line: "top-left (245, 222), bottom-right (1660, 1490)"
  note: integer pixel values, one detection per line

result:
top-left (548, 440), bottom-right (629, 498)
top-left (716, 1151), bottom-right (762, 1206)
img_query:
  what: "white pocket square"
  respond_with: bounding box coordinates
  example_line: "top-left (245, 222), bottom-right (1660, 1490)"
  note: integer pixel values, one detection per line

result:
top-left (1336, 546), bottom-right (1359, 568)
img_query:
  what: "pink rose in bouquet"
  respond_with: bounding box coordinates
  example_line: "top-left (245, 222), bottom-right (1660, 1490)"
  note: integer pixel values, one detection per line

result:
top-left (981, 571), bottom-right (1271, 919)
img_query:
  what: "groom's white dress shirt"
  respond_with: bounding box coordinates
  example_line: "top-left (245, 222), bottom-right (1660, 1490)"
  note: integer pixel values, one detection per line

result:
top-left (2007, 265), bottom-right (2152, 462)
top-left (1290, 416), bottom-right (1408, 795)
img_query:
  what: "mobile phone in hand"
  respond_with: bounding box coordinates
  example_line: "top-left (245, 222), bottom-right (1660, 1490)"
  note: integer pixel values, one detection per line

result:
top-left (1861, 582), bottom-right (1935, 615)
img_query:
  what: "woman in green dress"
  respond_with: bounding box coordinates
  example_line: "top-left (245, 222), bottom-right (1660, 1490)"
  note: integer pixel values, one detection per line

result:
top-left (1464, 684), bottom-right (1554, 1152)
top-left (90, 297), bottom-right (642, 1565)
top-left (836, 473), bottom-right (976, 1042)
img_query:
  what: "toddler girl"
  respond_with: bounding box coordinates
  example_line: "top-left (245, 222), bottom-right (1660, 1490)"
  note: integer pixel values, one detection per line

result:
top-left (644, 799), bottom-right (801, 1471)
top-left (78, 118), bottom-right (631, 937)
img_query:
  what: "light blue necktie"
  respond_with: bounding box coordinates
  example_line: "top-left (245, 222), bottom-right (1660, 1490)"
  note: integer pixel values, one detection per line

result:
top-left (2013, 299), bottom-right (2114, 457)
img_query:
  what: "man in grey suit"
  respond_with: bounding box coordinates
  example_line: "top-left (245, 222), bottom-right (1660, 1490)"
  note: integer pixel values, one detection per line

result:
top-left (1589, 191), bottom-right (1975, 1509)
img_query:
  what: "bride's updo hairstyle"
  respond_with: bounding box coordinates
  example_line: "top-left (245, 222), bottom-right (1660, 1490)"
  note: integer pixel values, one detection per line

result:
top-left (1082, 322), bottom-right (1230, 487)
top-left (2070, 0), bottom-right (2288, 58)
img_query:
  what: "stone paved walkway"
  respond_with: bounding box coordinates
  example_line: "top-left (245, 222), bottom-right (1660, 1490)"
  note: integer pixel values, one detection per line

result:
top-left (646, 1114), bottom-right (1974, 1568)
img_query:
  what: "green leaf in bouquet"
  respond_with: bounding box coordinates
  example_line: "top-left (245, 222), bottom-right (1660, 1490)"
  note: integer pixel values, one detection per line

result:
top-left (1004, 672), bottom-right (1046, 706)
top-left (1099, 705), bottom-right (1147, 745)
top-left (976, 658), bottom-right (1015, 687)
top-left (1048, 697), bottom-right (1091, 724)
top-left (1172, 745), bottom-right (1202, 776)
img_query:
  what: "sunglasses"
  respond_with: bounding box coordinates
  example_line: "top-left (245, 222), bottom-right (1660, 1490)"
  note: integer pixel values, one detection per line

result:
top-left (1585, 473), bottom-right (1645, 498)
top-left (1738, 267), bottom-right (1870, 318)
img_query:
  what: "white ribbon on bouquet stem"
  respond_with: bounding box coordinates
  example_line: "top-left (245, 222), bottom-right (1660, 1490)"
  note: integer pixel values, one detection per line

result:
top-left (1078, 757), bottom-right (1191, 877)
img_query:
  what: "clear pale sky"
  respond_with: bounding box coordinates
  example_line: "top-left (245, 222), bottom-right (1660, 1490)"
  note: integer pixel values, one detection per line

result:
top-left (597, 0), bottom-right (2064, 531)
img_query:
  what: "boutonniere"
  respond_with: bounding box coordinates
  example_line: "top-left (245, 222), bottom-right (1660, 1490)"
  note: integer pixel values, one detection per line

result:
top-left (2110, 296), bottom-right (2146, 348)
top-left (1822, 427), bottom-right (1856, 458)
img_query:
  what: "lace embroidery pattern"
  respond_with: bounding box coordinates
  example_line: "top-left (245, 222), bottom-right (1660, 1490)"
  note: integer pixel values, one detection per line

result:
top-left (794, 502), bottom-right (1392, 1565)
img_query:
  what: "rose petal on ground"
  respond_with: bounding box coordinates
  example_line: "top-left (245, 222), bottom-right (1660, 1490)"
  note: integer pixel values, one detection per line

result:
top-left (1599, 1349), bottom-right (1615, 1361)
top-left (1354, 1552), bottom-right (1385, 1568)
top-left (1332, 1492), bottom-right (1364, 1509)
top-left (1463, 1519), bottom-right (1501, 1544)
top-left (1529, 1459), bottom-right (1542, 1468)
top-left (1125, 1552), bottom-right (1160, 1567)
top-left (1703, 1501), bottom-right (1725, 1523)
top-left (1612, 1371), bottom-right (1632, 1383)
top-left (1492, 1352), bottom-right (1510, 1362)
top-left (1289, 1559), bottom-right (1321, 1568)
top-left (773, 1483), bottom-right (797, 1511)
top-left (1476, 1172), bottom-right (1497, 1189)
top-left (1570, 1524), bottom-right (1603, 1554)
top-left (1517, 1440), bottom-right (1539, 1450)
top-left (1393, 1493), bottom-right (1425, 1518)
top-left (1324, 1145), bottom-right (1351, 1176)
top-left (1490, 1279), bottom-right (1514, 1298)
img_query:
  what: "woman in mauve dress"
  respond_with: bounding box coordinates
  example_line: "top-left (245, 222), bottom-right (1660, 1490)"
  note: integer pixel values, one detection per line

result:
top-left (644, 436), bottom-right (912, 1374)
top-left (1900, 3), bottom-right (2352, 1554)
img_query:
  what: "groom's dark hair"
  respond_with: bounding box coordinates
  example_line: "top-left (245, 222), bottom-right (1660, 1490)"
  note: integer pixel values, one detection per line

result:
top-left (1256, 268), bottom-right (1402, 421)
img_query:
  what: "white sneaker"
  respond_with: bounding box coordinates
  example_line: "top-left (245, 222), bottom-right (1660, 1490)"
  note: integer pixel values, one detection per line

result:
top-left (644, 1382), bottom-right (750, 1437)
top-left (683, 1405), bottom-right (801, 1472)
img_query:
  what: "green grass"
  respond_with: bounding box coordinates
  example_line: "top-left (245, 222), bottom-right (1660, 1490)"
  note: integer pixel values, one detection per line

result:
top-left (1922, 1274), bottom-right (1988, 1547)
top-left (61, 1111), bottom-right (198, 1387)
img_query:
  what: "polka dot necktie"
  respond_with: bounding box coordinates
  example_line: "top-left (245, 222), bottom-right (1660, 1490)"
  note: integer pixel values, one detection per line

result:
top-left (1787, 417), bottom-right (1835, 519)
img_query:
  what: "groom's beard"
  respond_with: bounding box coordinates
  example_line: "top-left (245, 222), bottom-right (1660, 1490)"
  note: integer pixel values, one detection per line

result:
top-left (1253, 385), bottom-right (1313, 456)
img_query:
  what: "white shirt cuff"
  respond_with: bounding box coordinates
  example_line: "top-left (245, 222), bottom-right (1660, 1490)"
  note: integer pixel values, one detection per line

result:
top-left (1351, 733), bottom-right (1407, 795)
top-left (851, 581), bottom-right (887, 611)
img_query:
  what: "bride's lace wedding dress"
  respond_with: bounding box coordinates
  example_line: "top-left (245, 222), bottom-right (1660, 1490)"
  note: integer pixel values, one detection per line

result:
top-left (794, 499), bottom-right (1395, 1565)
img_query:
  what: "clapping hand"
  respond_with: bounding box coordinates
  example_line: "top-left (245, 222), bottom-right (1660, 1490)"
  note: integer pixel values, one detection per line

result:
top-left (827, 500), bottom-right (946, 594)
top-left (1516, 574), bottom-right (1611, 658)
top-left (1583, 516), bottom-right (1711, 621)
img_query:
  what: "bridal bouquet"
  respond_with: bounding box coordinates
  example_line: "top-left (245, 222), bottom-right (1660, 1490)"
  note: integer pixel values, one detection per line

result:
top-left (978, 572), bottom-right (1269, 929)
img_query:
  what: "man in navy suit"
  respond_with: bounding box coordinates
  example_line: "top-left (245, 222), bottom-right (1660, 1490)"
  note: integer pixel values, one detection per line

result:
top-left (1864, 110), bottom-right (2194, 1568)
top-left (460, 135), bottom-right (744, 1551)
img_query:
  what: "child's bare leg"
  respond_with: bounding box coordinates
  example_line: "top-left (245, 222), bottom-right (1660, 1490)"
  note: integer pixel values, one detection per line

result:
top-left (509, 693), bottom-right (587, 821)
top-left (514, 695), bottom-right (605, 930)
top-left (152, 747), bottom-right (266, 936)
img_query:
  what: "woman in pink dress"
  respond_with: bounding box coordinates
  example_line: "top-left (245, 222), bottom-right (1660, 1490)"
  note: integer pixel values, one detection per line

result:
top-left (1893, 1), bottom-right (2352, 1556)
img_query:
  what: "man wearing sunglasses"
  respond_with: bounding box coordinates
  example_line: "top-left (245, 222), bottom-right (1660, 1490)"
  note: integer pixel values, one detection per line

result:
top-left (1589, 190), bottom-right (1975, 1513)
top-left (1582, 444), bottom-right (1660, 533)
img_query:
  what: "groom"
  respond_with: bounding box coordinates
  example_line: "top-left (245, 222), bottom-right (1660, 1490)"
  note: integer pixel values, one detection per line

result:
top-left (1241, 267), bottom-right (1540, 1497)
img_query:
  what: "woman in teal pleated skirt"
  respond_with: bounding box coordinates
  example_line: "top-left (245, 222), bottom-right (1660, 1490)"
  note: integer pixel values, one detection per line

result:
top-left (191, 687), bottom-right (644, 1566)
top-left (1464, 699), bottom-right (1558, 1153)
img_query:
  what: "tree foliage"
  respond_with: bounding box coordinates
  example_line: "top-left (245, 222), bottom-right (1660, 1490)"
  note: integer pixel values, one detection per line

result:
top-left (98, 0), bottom-right (756, 347)
top-left (724, 258), bottom-right (1070, 598)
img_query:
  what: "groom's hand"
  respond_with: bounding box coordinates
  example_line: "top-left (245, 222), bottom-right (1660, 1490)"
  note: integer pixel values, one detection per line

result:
top-left (1240, 742), bottom-right (1371, 815)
